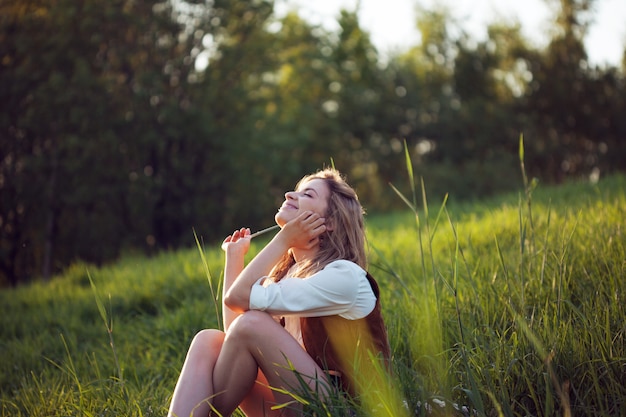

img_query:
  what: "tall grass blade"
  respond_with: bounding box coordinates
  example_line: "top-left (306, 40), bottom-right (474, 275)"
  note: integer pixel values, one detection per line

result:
top-left (508, 306), bottom-right (572, 417)
top-left (519, 133), bottom-right (527, 189)
top-left (193, 228), bottom-right (221, 329)
top-left (88, 271), bottom-right (108, 327)
top-left (404, 139), bottom-right (417, 209)
top-left (88, 271), bottom-right (123, 382)
top-left (494, 235), bottom-right (513, 307)
top-left (540, 202), bottom-right (552, 287)
top-left (389, 182), bottom-right (416, 213)
top-left (429, 193), bottom-right (448, 245)
top-left (518, 193), bottom-right (527, 307)
top-left (369, 244), bottom-right (415, 300)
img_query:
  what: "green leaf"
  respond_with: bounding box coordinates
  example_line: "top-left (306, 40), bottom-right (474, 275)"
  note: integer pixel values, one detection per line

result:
top-left (88, 271), bottom-right (108, 329)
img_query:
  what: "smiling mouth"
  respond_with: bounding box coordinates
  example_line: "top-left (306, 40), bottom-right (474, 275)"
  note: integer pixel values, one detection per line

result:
top-left (281, 202), bottom-right (298, 210)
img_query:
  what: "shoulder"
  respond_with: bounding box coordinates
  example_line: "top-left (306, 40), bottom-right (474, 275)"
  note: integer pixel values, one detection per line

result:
top-left (321, 261), bottom-right (377, 318)
top-left (321, 260), bottom-right (366, 276)
top-left (318, 260), bottom-right (371, 292)
top-left (302, 260), bottom-right (365, 287)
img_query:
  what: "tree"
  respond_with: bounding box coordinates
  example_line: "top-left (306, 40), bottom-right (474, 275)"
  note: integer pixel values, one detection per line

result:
top-left (524, 0), bottom-right (597, 181)
top-left (0, 0), bottom-right (198, 284)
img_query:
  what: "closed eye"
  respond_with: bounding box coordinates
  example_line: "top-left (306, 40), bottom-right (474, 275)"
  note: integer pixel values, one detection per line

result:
top-left (300, 187), bottom-right (318, 198)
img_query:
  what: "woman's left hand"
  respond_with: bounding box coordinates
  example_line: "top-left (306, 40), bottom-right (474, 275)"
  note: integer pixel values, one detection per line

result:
top-left (279, 211), bottom-right (326, 250)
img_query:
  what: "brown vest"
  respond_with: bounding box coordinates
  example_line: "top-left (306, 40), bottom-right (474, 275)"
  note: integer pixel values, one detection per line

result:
top-left (300, 272), bottom-right (391, 397)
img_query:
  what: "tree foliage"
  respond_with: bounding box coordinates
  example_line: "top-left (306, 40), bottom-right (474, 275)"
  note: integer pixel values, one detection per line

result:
top-left (1, 0), bottom-right (624, 285)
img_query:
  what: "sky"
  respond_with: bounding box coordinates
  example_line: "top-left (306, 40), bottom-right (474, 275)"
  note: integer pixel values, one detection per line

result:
top-left (274, 0), bottom-right (626, 67)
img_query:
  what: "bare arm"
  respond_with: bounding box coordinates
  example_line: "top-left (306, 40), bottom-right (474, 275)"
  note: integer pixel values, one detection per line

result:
top-left (224, 211), bottom-right (326, 313)
top-left (221, 228), bottom-right (250, 330)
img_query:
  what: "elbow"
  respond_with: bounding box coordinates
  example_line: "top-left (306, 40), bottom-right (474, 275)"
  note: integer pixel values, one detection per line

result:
top-left (224, 290), bottom-right (248, 313)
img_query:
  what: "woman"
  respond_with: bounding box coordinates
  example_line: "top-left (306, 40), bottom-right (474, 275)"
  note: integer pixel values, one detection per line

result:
top-left (168, 169), bottom-right (390, 417)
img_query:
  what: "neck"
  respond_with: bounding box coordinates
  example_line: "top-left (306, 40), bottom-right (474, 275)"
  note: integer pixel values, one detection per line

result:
top-left (290, 247), bottom-right (318, 264)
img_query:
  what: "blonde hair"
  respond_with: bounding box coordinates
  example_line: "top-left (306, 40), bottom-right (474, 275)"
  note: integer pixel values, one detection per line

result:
top-left (270, 168), bottom-right (366, 281)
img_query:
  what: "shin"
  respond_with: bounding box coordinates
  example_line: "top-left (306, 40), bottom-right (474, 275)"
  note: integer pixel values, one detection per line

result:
top-left (168, 329), bottom-right (225, 417)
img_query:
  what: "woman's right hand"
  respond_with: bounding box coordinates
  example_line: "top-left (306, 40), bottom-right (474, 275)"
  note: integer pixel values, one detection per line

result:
top-left (221, 227), bottom-right (251, 258)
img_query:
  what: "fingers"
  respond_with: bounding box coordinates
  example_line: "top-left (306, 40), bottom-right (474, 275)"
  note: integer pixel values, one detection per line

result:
top-left (299, 211), bottom-right (326, 233)
top-left (280, 211), bottom-right (326, 249)
top-left (223, 228), bottom-right (248, 242)
top-left (221, 228), bottom-right (250, 251)
top-left (231, 227), bottom-right (250, 241)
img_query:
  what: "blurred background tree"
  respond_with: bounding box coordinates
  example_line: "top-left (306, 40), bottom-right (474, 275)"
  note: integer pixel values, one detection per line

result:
top-left (1, 0), bottom-right (185, 283)
top-left (1, 0), bottom-right (624, 285)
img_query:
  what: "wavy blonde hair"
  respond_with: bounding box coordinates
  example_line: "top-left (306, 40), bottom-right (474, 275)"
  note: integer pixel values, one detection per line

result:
top-left (270, 168), bottom-right (366, 281)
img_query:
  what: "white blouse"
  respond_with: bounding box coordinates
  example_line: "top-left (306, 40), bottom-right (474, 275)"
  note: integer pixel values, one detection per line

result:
top-left (248, 259), bottom-right (377, 320)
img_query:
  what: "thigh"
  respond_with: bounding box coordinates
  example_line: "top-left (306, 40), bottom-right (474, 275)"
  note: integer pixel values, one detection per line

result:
top-left (215, 311), bottom-right (331, 410)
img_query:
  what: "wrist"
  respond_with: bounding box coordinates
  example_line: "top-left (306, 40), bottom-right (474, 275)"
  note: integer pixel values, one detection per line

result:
top-left (270, 231), bottom-right (292, 252)
top-left (225, 249), bottom-right (246, 262)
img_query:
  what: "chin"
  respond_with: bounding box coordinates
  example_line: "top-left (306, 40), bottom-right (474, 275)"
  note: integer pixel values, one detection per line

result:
top-left (274, 212), bottom-right (288, 227)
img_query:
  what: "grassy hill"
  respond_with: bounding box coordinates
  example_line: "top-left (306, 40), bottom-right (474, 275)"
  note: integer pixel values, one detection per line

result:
top-left (1, 173), bottom-right (624, 416)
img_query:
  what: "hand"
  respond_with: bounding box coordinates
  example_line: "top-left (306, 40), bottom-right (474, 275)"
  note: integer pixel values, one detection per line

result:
top-left (221, 228), bottom-right (251, 257)
top-left (278, 211), bottom-right (326, 250)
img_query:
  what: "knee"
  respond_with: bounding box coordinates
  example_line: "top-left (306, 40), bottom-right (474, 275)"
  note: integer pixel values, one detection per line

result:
top-left (227, 310), bottom-right (275, 342)
top-left (188, 329), bottom-right (225, 357)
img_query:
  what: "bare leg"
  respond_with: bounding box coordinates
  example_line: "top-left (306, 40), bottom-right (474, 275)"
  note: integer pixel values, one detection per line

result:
top-left (168, 329), bottom-right (224, 417)
top-left (211, 311), bottom-right (331, 416)
top-left (167, 329), bottom-right (290, 417)
top-left (238, 369), bottom-right (277, 417)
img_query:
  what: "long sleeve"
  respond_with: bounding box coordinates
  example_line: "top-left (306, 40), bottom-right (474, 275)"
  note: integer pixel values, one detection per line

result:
top-left (249, 260), bottom-right (376, 320)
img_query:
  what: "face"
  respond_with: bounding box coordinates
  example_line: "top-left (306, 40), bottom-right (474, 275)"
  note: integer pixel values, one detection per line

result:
top-left (275, 178), bottom-right (330, 227)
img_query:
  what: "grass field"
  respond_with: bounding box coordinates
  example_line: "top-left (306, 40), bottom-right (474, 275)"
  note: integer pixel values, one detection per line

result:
top-left (1, 169), bottom-right (624, 416)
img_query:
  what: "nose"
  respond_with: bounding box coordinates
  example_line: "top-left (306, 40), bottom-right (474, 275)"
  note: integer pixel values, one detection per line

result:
top-left (285, 191), bottom-right (296, 200)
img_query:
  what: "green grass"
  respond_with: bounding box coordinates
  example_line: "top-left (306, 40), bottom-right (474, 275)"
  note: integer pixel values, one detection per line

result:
top-left (1, 171), bottom-right (624, 416)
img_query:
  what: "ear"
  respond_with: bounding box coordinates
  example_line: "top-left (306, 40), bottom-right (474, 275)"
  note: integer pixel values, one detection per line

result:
top-left (324, 217), bottom-right (334, 232)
